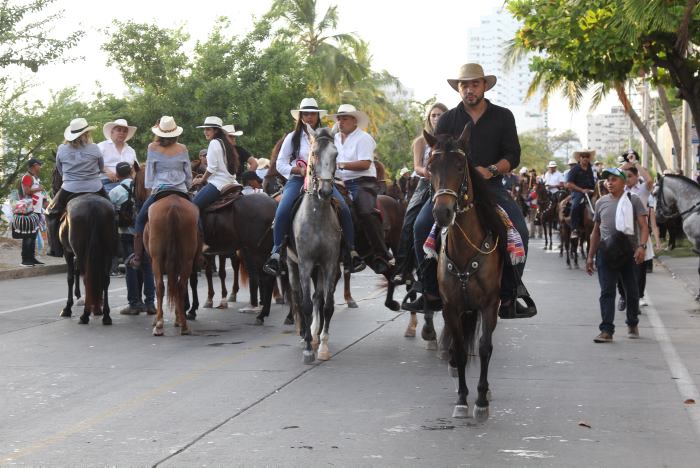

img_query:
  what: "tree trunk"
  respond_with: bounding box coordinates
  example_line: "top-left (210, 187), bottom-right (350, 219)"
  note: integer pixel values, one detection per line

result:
top-left (653, 68), bottom-right (683, 170)
top-left (615, 83), bottom-right (668, 172)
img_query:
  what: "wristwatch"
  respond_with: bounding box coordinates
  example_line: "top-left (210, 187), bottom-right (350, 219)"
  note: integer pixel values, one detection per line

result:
top-left (487, 165), bottom-right (499, 177)
top-left (638, 243), bottom-right (647, 249)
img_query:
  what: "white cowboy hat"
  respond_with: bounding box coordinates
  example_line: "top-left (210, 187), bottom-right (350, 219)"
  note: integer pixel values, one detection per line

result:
top-left (329, 104), bottom-right (370, 130)
top-left (567, 157), bottom-right (578, 165)
top-left (573, 149), bottom-right (596, 159)
top-left (447, 63), bottom-right (497, 92)
top-left (196, 116), bottom-right (224, 129)
top-left (222, 124), bottom-right (243, 137)
top-left (399, 167), bottom-right (410, 177)
top-left (290, 98), bottom-right (328, 120)
top-left (547, 160), bottom-right (558, 168)
top-left (519, 167), bottom-right (528, 174)
top-left (102, 118), bottom-right (137, 142)
top-left (151, 116), bottom-right (183, 138)
top-left (64, 117), bottom-right (96, 141)
top-left (256, 157), bottom-right (270, 169)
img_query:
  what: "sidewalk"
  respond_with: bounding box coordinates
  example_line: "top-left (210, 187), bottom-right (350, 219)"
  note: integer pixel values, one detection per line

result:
top-left (0, 237), bottom-right (66, 281)
top-left (655, 253), bottom-right (700, 300)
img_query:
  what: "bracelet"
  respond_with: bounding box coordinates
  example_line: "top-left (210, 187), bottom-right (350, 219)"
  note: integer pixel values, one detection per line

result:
top-left (638, 244), bottom-right (647, 249)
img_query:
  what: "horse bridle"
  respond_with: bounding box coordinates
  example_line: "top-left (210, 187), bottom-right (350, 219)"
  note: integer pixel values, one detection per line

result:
top-left (429, 148), bottom-right (473, 214)
top-left (305, 134), bottom-right (335, 196)
top-left (656, 176), bottom-right (700, 220)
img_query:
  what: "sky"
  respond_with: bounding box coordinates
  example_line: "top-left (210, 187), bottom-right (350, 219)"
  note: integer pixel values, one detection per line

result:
top-left (10, 0), bottom-right (614, 146)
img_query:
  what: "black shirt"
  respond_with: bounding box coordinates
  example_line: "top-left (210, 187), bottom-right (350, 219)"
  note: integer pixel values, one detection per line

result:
top-left (434, 99), bottom-right (521, 182)
top-left (566, 164), bottom-right (595, 190)
top-left (235, 145), bottom-right (252, 179)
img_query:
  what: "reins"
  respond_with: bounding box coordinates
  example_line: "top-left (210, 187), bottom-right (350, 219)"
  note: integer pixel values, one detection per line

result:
top-left (657, 176), bottom-right (700, 220)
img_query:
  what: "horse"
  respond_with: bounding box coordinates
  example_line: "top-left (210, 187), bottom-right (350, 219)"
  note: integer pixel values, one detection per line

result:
top-left (558, 191), bottom-right (595, 269)
top-left (425, 124), bottom-right (506, 421)
top-left (286, 127), bottom-right (342, 364)
top-left (655, 174), bottom-right (700, 299)
top-left (58, 194), bottom-right (118, 325)
top-left (535, 182), bottom-right (562, 250)
top-left (146, 193), bottom-right (200, 336)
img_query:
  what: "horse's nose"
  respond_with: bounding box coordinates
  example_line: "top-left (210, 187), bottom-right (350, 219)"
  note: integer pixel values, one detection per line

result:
top-left (433, 203), bottom-right (454, 227)
top-left (319, 182), bottom-right (333, 198)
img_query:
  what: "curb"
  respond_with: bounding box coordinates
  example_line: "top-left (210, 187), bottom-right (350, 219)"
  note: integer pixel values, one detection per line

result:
top-left (655, 256), bottom-right (699, 301)
top-left (0, 263), bottom-right (67, 281)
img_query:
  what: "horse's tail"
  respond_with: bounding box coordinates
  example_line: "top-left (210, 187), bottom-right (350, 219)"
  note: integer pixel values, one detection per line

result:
top-left (238, 252), bottom-right (249, 288)
top-left (83, 208), bottom-right (112, 309)
top-left (165, 205), bottom-right (183, 311)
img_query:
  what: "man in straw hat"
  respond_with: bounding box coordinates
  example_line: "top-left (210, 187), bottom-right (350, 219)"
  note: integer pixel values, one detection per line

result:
top-left (565, 149), bottom-right (596, 239)
top-left (98, 118), bottom-right (138, 192)
top-left (331, 103), bottom-right (394, 274)
top-left (543, 160), bottom-right (565, 194)
top-left (404, 63), bottom-right (537, 318)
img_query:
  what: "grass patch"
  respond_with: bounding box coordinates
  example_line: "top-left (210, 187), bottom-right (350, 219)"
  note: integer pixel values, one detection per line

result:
top-left (658, 238), bottom-right (696, 258)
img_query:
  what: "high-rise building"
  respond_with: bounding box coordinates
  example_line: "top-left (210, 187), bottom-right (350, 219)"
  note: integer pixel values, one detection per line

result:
top-left (587, 106), bottom-right (638, 158)
top-left (466, 10), bottom-right (546, 132)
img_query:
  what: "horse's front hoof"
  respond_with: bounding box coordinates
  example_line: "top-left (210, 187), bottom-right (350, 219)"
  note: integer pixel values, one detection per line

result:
top-left (421, 326), bottom-right (437, 342)
top-left (448, 365), bottom-right (458, 378)
top-left (79, 315), bottom-right (89, 325)
top-left (59, 309), bottom-right (72, 318)
top-left (180, 328), bottom-right (191, 336)
top-left (425, 340), bottom-right (438, 351)
top-left (452, 405), bottom-right (469, 419)
top-left (473, 405), bottom-right (489, 422)
top-left (186, 311), bottom-right (197, 321)
top-left (254, 318), bottom-right (264, 326)
top-left (317, 350), bottom-right (330, 361)
top-left (153, 327), bottom-right (164, 336)
top-left (227, 293), bottom-right (237, 302)
top-left (302, 350), bottom-right (315, 364)
top-left (386, 300), bottom-right (400, 311)
top-left (404, 326), bottom-right (416, 338)
top-left (102, 315), bottom-right (112, 325)
top-left (216, 301), bottom-right (228, 309)
top-left (346, 299), bottom-right (358, 308)
top-left (76, 298), bottom-right (85, 306)
top-left (203, 300), bottom-right (213, 308)
top-left (92, 309), bottom-right (103, 316)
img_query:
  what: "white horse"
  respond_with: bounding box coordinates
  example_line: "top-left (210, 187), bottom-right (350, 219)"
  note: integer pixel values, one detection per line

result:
top-left (656, 174), bottom-right (700, 299)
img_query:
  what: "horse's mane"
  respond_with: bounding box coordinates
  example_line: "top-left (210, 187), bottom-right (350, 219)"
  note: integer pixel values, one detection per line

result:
top-left (266, 135), bottom-right (286, 178)
top-left (664, 173), bottom-right (700, 188)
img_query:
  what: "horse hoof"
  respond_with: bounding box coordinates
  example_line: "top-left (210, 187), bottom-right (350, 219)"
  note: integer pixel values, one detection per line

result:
top-left (186, 312), bottom-right (197, 321)
top-left (448, 365), bottom-right (458, 378)
top-left (59, 309), bottom-right (71, 318)
top-left (404, 326), bottom-right (416, 338)
top-left (346, 300), bottom-right (358, 309)
top-left (227, 294), bottom-right (237, 302)
top-left (181, 328), bottom-right (191, 336)
top-left (473, 405), bottom-right (489, 422)
top-left (452, 405), bottom-right (469, 419)
top-left (92, 309), bottom-right (103, 316)
top-left (284, 316), bottom-right (294, 325)
top-left (79, 315), bottom-right (89, 325)
top-left (302, 350), bottom-right (315, 364)
top-left (425, 340), bottom-right (438, 351)
top-left (216, 302), bottom-right (228, 309)
top-left (203, 300), bottom-right (213, 309)
top-left (386, 300), bottom-right (400, 311)
top-left (76, 298), bottom-right (85, 306)
top-left (486, 390), bottom-right (492, 401)
top-left (102, 316), bottom-right (112, 326)
top-left (255, 318), bottom-right (264, 326)
top-left (153, 327), bottom-right (164, 336)
top-left (317, 350), bottom-right (331, 361)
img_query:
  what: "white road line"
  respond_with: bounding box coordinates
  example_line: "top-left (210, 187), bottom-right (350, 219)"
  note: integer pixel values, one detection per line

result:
top-left (646, 293), bottom-right (700, 439)
top-left (0, 287), bottom-right (127, 316)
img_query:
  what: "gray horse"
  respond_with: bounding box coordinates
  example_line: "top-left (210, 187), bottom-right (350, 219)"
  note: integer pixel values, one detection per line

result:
top-left (287, 127), bottom-right (342, 364)
top-left (656, 174), bottom-right (700, 299)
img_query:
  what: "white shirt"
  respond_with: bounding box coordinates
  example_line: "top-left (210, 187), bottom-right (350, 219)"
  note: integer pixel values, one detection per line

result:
top-left (334, 128), bottom-right (377, 181)
top-left (206, 139), bottom-right (237, 190)
top-left (276, 130), bottom-right (311, 180)
top-left (98, 139), bottom-right (137, 174)
top-left (543, 170), bottom-right (565, 193)
top-left (628, 178), bottom-right (651, 210)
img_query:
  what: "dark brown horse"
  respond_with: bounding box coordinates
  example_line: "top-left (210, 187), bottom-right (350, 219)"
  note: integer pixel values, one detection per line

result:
top-left (534, 182), bottom-right (562, 250)
top-left (146, 194), bottom-right (200, 335)
top-left (426, 124), bottom-right (506, 421)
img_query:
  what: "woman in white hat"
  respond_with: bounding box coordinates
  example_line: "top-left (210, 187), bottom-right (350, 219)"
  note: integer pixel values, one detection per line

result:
top-left (128, 116), bottom-right (193, 268)
top-left (98, 118), bottom-right (138, 192)
top-left (191, 116), bottom-right (237, 215)
top-left (45, 118), bottom-right (107, 257)
top-left (263, 98), bottom-right (365, 276)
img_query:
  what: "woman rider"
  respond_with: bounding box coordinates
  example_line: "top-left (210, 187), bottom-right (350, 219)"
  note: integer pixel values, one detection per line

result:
top-left (263, 98), bottom-right (365, 275)
top-left (46, 118), bottom-right (108, 257)
top-left (128, 116), bottom-right (192, 268)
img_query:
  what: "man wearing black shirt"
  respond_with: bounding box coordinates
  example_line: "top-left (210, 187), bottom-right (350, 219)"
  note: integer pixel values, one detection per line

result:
top-left (565, 150), bottom-right (596, 239)
top-left (403, 63), bottom-right (536, 318)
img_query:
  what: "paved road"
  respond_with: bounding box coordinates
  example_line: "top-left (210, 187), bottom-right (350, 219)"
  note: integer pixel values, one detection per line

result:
top-left (1, 240), bottom-right (700, 466)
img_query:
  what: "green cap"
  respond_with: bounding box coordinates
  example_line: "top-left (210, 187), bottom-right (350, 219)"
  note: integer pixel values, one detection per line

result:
top-left (601, 167), bottom-right (627, 181)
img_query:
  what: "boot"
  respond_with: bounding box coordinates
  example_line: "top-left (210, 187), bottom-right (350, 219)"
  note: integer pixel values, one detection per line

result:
top-left (45, 214), bottom-right (63, 257)
top-left (127, 233), bottom-right (144, 269)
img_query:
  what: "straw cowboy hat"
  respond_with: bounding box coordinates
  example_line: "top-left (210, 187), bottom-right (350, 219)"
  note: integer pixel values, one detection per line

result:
top-left (151, 116), bottom-right (183, 138)
top-left (399, 167), bottom-right (410, 177)
top-left (290, 98), bottom-right (328, 120)
top-left (447, 63), bottom-right (497, 92)
top-left (196, 116), bottom-right (224, 129)
top-left (103, 118), bottom-right (137, 142)
top-left (573, 149), bottom-right (596, 160)
top-left (329, 104), bottom-right (370, 130)
top-left (222, 124), bottom-right (243, 137)
top-left (547, 160), bottom-right (558, 168)
top-left (567, 157), bottom-right (578, 165)
top-left (256, 157), bottom-right (271, 169)
top-left (64, 117), bottom-right (96, 141)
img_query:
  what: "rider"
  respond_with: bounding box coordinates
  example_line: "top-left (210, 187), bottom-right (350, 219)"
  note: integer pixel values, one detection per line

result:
top-left (543, 160), bottom-right (565, 194)
top-left (46, 118), bottom-right (109, 257)
top-left (331, 104), bottom-right (394, 275)
top-left (98, 119), bottom-right (138, 192)
top-left (263, 98), bottom-right (365, 276)
top-left (565, 150), bottom-right (596, 239)
top-left (128, 116), bottom-right (192, 268)
top-left (191, 116), bottom-right (238, 214)
top-left (403, 63), bottom-right (535, 319)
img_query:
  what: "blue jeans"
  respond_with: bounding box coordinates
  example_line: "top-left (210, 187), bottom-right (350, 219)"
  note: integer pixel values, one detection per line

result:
top-left (414, 181), bottom-right (529, 298)
top-left (192, 183), bottom-right (220, 212)
top-left (134, 195), bottom-right (156, 234)
top-left (121, 233), bottom-right (154, 306)
top-left (102, 177), bottom-right (119, 193)
top-left (570, 191), bottom-right (586, 230)
top-left (272, 175), bottom-right (354, 253)
top-left (596, 254), bottom-right (639, 335)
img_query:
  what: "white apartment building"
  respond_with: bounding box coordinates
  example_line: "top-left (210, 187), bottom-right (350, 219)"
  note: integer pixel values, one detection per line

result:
top-left (466, 10), bottom-right (546, 132)
top-left (587, 106), bottom-right (637, 158)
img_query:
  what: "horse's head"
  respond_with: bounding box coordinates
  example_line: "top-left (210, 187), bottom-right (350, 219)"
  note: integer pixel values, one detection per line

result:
top-left (308, 126), bottom-right (338, 199)
top-left (133, 160), bottom-right (147, 205)
top-left (426, 123), bottom-right (472, 227)
top-left (654, 175), bottom-right (678, 221)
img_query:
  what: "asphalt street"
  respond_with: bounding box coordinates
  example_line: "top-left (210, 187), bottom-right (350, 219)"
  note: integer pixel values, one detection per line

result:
top-left (1, 239), bottom-right (700, 466)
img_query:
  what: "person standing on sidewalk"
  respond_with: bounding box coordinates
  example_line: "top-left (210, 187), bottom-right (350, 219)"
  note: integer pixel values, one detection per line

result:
top-left (19, 159), bottom-right (46, 266)
top-left (586, 167), bottom-right (649, 343)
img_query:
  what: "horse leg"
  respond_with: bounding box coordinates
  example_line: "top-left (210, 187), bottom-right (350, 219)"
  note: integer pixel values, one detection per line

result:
top-left (384, 271), bottom-right (400, 311)
top-left (343, 270), bottom-right (358, 308)
top-left (102, 275), bottom-right (112, 325)
top-left (187, 269), bottom-right (198, 320)
top-left (404, 312), bottom-right (418, 337)
top-left (216, 255), bottom-right (228, 309)
top-left (572, 237), bottom-right (579, 269)
top-left (273, 280), bottom-right (285, 304)
top-left (228, 255), bottom-right (239, 302)
top-left (255, 261), bottom-right (274, 325)
top-left (178, 276), bottom-right (190, 335)
top-left (422, 311), bottom-right (438, 350)
top-left (153, 267), bottom-right (165, 336)
top-left (74, 272), bottom-right (83, 306)
top-left (317, 268), bottom-right (337, 361)
top-left (443, 306), bottom-right (469, 418)
top-left (203, 258), bottom-right (214, 308)
top-left (298, 264), bottom-right (316, 364)
top-left (473, 303), bottom-right (497, 422)
top-left (60, 255), bottom-right (75, 317)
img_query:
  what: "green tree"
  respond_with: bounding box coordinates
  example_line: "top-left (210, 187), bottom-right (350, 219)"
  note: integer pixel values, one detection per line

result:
top-left (518, 129), bottom-right (554, 173)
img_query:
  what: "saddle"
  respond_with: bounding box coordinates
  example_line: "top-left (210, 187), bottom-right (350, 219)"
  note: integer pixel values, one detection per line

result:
top-left (204, 183), bottom-right (243, 213)
top-left (153, 189), bottom-right (191, 203)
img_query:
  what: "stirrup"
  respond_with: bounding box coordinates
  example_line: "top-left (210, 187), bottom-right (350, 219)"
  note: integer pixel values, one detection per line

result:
top-left (125, 253), bottom-right (142, 269)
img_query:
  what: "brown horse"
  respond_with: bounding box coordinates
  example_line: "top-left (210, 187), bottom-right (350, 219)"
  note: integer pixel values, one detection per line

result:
top-left (146, 194), bottom-right (200, 335)
top-left (558, 190), bottom-right (596, 269)
top-left (535, 182), bottom-right (563, 250)
top-left (425, 124), bottom-right (506, 421)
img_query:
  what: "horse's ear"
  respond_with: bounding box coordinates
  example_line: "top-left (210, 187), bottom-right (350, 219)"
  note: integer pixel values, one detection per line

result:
top-left (457, 122), bottom-right (472, 149)
top-left (423, 130), bottom-right (436, 148)
top-left (133, 160), bottom-right (141, 173)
